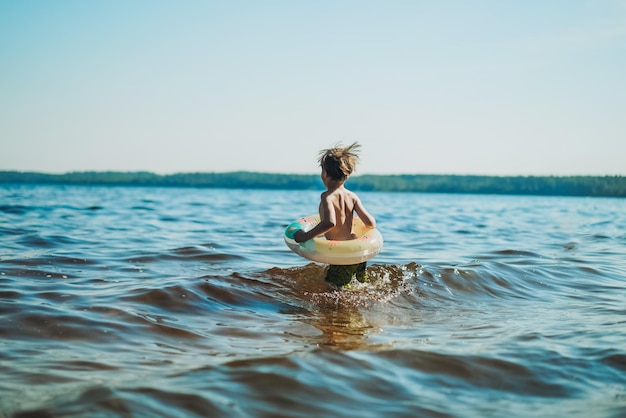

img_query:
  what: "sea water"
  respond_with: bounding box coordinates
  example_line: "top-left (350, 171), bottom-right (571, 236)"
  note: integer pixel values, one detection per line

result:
top-left (1, 185), bottom-right (625, 417)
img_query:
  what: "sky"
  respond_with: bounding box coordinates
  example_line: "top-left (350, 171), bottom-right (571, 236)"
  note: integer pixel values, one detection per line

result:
top-left (1, 0), bottom-right (625, 176)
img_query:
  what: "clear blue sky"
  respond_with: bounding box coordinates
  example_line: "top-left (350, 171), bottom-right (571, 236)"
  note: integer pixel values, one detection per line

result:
top-left (1, 0), bottom-right (625, 176)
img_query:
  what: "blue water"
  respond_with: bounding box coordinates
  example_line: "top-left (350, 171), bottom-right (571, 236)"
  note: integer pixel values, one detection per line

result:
top-left (1, 185), bottom-right (625, 417)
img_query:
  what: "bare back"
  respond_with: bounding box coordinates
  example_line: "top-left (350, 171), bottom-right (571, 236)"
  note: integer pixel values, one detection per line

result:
top-left (319, 187), bottom-right (375, 241)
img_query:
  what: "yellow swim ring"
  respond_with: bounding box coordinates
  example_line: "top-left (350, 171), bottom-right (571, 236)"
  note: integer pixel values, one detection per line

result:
top-left (284, 214), bottom-right (383, 265)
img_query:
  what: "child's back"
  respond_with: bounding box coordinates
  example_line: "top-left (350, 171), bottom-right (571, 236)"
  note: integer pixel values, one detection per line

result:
top-left (319, 186), bottom-right (374, 241)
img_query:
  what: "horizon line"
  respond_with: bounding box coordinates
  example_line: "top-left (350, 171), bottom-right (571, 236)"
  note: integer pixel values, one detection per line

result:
top-left (0, 169), bottom-right (624, 179)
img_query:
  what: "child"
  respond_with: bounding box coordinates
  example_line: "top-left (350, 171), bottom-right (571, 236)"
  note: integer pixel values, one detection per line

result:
top-left (294, 142), bottom-right (377, 287)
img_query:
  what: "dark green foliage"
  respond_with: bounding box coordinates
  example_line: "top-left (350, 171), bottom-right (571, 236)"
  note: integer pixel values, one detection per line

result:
top-left (0, 171), bottom-right (624, 197)
top-left (349, 174), bottom-right (626, 197)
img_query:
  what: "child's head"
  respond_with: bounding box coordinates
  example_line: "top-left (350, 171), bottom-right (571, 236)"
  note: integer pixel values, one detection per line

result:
top-left (318, 142), bottom-right (361, 181)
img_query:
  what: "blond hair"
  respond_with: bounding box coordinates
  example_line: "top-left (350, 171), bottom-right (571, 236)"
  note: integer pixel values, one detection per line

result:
top-left (318, 142), bottom-right (361, 181)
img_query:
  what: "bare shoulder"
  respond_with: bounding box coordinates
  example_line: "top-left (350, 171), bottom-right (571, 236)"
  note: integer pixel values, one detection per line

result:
top-left (346, 189), bottom-right (361, 203)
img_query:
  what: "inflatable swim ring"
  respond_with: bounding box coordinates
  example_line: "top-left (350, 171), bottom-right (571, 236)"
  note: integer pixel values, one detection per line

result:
top-left (284, 214), bottom-right (383, 265)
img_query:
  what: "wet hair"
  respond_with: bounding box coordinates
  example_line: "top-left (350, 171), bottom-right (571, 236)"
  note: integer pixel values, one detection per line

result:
top-left (318, 142), bottom-right (361, 181)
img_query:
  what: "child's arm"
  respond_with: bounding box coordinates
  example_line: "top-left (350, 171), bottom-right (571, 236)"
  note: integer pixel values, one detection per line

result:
top-left (294, 195), bottom-right (335, 243)
top-left (354, 195), bottom-right (376, 229)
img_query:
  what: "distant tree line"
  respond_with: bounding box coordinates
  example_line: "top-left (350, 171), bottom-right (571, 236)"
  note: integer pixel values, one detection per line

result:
top-left (0, 171), bottom-right (624, 197)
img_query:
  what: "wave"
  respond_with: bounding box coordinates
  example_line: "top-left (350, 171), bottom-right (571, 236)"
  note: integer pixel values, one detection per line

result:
top-left (3, 260), bottom-right (625, 417)
top-left (8, 344), bottom-right (626, 418)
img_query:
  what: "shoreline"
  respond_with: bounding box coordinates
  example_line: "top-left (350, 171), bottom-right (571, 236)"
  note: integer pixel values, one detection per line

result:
top-left (1, 170), bottom-right (625, 197)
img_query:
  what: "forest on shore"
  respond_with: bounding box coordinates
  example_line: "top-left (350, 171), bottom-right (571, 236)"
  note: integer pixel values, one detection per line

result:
top-left (1, 171), bottom-right (625, 197)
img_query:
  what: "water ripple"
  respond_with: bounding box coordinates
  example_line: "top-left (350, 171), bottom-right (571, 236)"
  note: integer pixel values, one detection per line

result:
top-left (1, 186), bottom-right (625, 417)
